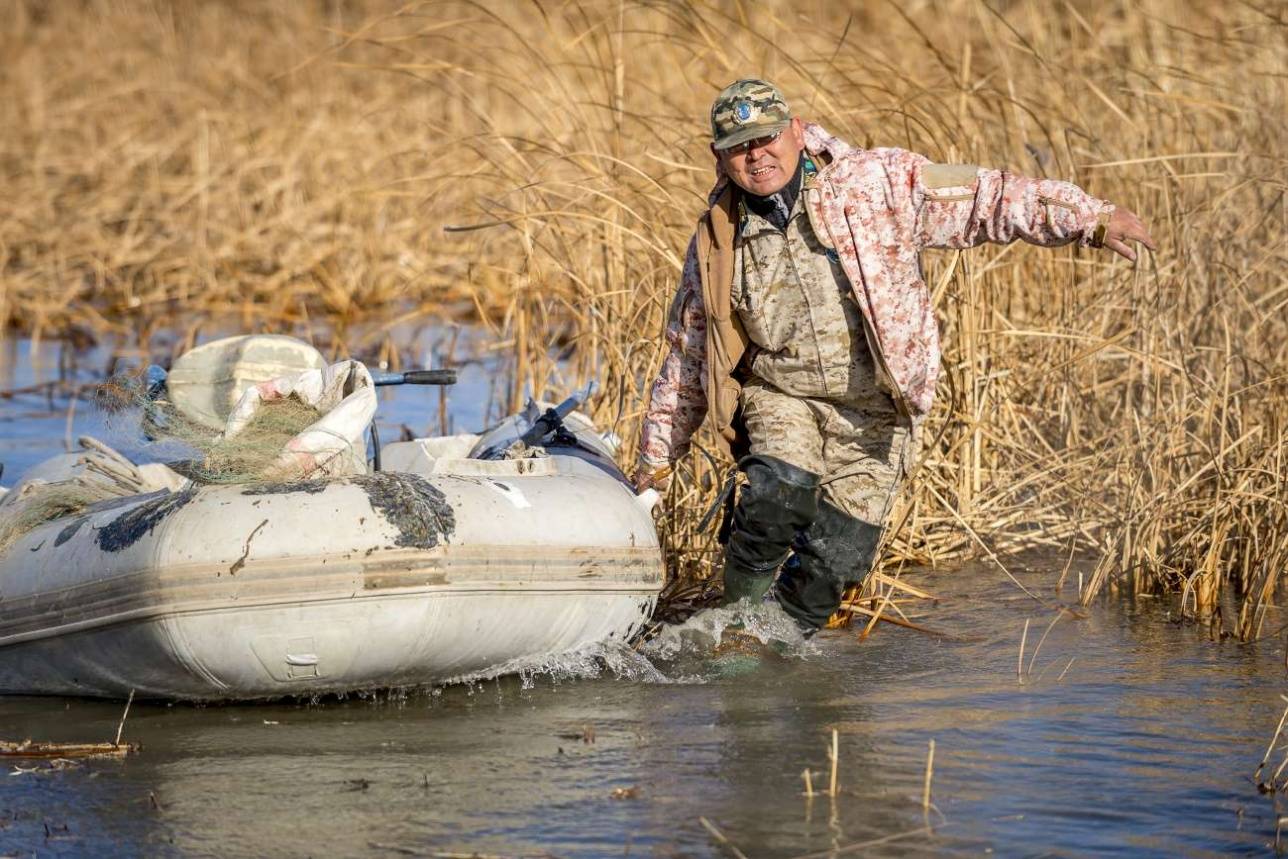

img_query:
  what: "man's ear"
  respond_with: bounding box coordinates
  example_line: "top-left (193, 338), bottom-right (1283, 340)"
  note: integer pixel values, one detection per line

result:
top-left (712, 145), bottom-right (729, 182)
top-left (789, 117), bottom-right (806, 150)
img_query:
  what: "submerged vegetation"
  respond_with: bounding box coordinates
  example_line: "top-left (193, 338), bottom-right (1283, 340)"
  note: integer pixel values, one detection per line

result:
top-left (2, 0), bottom-right (1284, 636)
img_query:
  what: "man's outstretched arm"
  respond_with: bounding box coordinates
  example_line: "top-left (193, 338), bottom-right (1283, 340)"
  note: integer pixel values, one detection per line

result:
top-left (883, 150), bottom-right (1155, 259)
top-left (633, 237), bottom-right (710, 492)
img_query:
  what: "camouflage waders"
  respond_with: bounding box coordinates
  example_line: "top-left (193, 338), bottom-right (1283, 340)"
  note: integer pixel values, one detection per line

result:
top-left (726, 380), bottom-right (911, 630)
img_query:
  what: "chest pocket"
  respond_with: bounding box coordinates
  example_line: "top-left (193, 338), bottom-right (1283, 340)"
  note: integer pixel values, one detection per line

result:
top-left (733, 236), bottom-right (786, 352)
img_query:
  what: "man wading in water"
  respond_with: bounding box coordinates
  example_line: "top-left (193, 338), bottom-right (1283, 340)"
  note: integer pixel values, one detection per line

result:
top-left (633, 79), bottom-right (1155, 634)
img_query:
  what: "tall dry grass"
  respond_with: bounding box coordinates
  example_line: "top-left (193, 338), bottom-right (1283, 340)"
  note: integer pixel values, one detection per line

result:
top-left (2, 0), bottom-right (1284, 636)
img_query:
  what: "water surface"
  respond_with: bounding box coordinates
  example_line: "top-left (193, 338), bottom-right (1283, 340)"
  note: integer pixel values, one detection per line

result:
top-left (1, 568), bottom-right (1282, 857)
top-left (0, 337), bottom-right (1284, 856)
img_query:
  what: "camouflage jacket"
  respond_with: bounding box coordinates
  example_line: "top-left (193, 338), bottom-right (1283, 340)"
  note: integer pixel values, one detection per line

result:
top-left (638, 123), bottom-right (1112, 468)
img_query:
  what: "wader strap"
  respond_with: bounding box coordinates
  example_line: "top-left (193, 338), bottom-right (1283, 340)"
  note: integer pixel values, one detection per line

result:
top-left (697, 465), bottom-right (740, 543)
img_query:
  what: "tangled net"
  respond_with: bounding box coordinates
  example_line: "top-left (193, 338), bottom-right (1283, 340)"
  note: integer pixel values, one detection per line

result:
top-left (97, 369), bottom-right (324, 485)
top-left (0, 371), bottom-right (330, 554)
top-left (0, 484), bottom-right (108, 554)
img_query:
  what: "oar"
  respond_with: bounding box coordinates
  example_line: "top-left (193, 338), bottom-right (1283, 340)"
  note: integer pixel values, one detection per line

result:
top-left (369, 369), bottom-right (457, 386)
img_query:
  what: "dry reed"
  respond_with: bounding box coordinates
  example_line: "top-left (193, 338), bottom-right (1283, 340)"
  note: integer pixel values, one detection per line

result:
top-left (922, 738), bottom-right (935, 820)
top-left (2, 0), bottom-right (1284, 636)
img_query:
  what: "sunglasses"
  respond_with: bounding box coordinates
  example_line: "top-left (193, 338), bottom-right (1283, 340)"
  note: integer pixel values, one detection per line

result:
top-left (724, 130), bottom-right (783, 155)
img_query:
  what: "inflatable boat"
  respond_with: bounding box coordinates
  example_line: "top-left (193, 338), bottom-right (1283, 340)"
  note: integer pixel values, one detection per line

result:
top-left (0, 337), bottom-right (663, 701)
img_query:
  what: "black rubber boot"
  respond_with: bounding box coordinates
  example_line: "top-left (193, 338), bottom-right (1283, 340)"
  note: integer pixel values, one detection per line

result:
top-left (775, 497), bottom-right (883, 632)
top-left (720, 454), bottom-right (820, 606)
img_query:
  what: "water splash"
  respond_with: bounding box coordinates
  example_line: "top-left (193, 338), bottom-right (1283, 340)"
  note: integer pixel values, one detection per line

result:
top-left (441, 599), bottom-right (815, 691)
top-left (639, 599), bottom-right (814, 662)
top-left (445, 638), bottom-right (682, 689)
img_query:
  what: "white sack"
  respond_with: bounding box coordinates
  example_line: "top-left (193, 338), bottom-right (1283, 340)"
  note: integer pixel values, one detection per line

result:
top-left (223, 360), bottom-right (376, 479)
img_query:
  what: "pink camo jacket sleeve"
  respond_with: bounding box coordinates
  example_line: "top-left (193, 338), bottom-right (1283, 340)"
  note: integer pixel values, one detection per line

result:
top-left (638, 236), bottom-right (709, 468)
top-left (878, 148), bottom-right (1112, 250)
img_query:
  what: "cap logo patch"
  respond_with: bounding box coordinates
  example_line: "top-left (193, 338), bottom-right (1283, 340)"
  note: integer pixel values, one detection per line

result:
top-left (733, 100), bottom-right (758, 124)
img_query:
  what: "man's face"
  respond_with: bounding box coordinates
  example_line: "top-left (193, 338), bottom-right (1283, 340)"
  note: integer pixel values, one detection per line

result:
top-left (713, 117), bottom-right (805, 196)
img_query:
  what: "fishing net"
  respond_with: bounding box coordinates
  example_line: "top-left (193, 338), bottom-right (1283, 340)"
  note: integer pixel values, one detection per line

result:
top-left (173, 397), bottom-right (325, 484)
top-left (95, 370), bottom-right (321, 483)
top-left (0, 483), bottom-right (107, 554)
top-left (95, 359), bottom-right (374, 485)
top-left (0, 359), bottom-right (371, 552)
top-left (0, 436), bottom-right (191, 552)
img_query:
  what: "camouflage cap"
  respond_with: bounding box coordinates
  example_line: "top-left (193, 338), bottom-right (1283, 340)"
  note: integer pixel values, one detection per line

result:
top-left (710, 79), bottom-right (791, 151)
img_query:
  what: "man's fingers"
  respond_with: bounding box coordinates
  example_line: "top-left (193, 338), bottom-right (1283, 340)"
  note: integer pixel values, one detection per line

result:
top-left (1117, 225), bottom-right (1156, 253)
top-left (1108, 207), bottom-right (1158, 252)
top-left (1104, 237), bottom-right (1137, 262)
top-left (1119, 213), bottom-right (1153, 248)
top-left (1131, 226), bottom-right (1158, 252)
top-left (633, 465), bottom-right (674, 494)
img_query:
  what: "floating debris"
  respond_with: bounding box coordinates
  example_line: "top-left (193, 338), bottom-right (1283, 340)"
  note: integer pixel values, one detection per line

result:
top-left (0, 739), bottom-right (136, 760)
top-left (1, 689), bottom-right (139, 760)
top-left (554, 724), bottom-right (595, 744)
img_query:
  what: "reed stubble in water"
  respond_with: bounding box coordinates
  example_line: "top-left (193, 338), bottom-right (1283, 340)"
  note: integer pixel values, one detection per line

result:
top-left (2, 1), bottom-right (1284, 636)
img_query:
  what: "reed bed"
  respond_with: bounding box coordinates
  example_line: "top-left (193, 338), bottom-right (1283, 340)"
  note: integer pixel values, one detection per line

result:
top-left (2, 0), bottom-right (1284, 636)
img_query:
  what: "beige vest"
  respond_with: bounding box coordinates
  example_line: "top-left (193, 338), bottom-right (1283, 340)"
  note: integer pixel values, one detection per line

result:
top-left (734, 197), bottom-right (884, 405)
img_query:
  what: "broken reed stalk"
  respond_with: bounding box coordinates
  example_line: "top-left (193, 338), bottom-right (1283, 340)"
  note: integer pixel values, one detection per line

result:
top-left (789, 823), bottom-right (946, 859)
top-left (114, 689), bottom-right (135, 746)
top-left (1257, 694), bottom-right (1288, 789)
top-left (1017, 619), bottom-right (1030, 684)
top-left (845, 604), bottom-right (960, 640)
top-left (802, 768), bottom-right (815, 798)
top-left (1027, 610), bottom-right (1064, 675)
top-left (922, 739), bottom-right (935, 819)
top-left (1271, 750), bottom-right (1288, 787)
top-left (0, 740), bottom-right (133, 759)
top-left (857, 573), bottom-right (900, 639)
top-left (698, 817), bottom-right (750, 859)
top-left (829, 728), bottom-right (840, 797)
top-left (3, 0), bottom-right (1285, 632)
top-left (1, 687), bottom-right (140, 760)
top-left (830, 569), bottom-right (946, 635)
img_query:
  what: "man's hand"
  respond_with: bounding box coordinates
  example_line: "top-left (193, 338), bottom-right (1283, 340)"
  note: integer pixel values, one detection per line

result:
top-left (632, 464), bottom-right (671, 494)
top-left (1100, 205), bottom-right (1156, 262)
